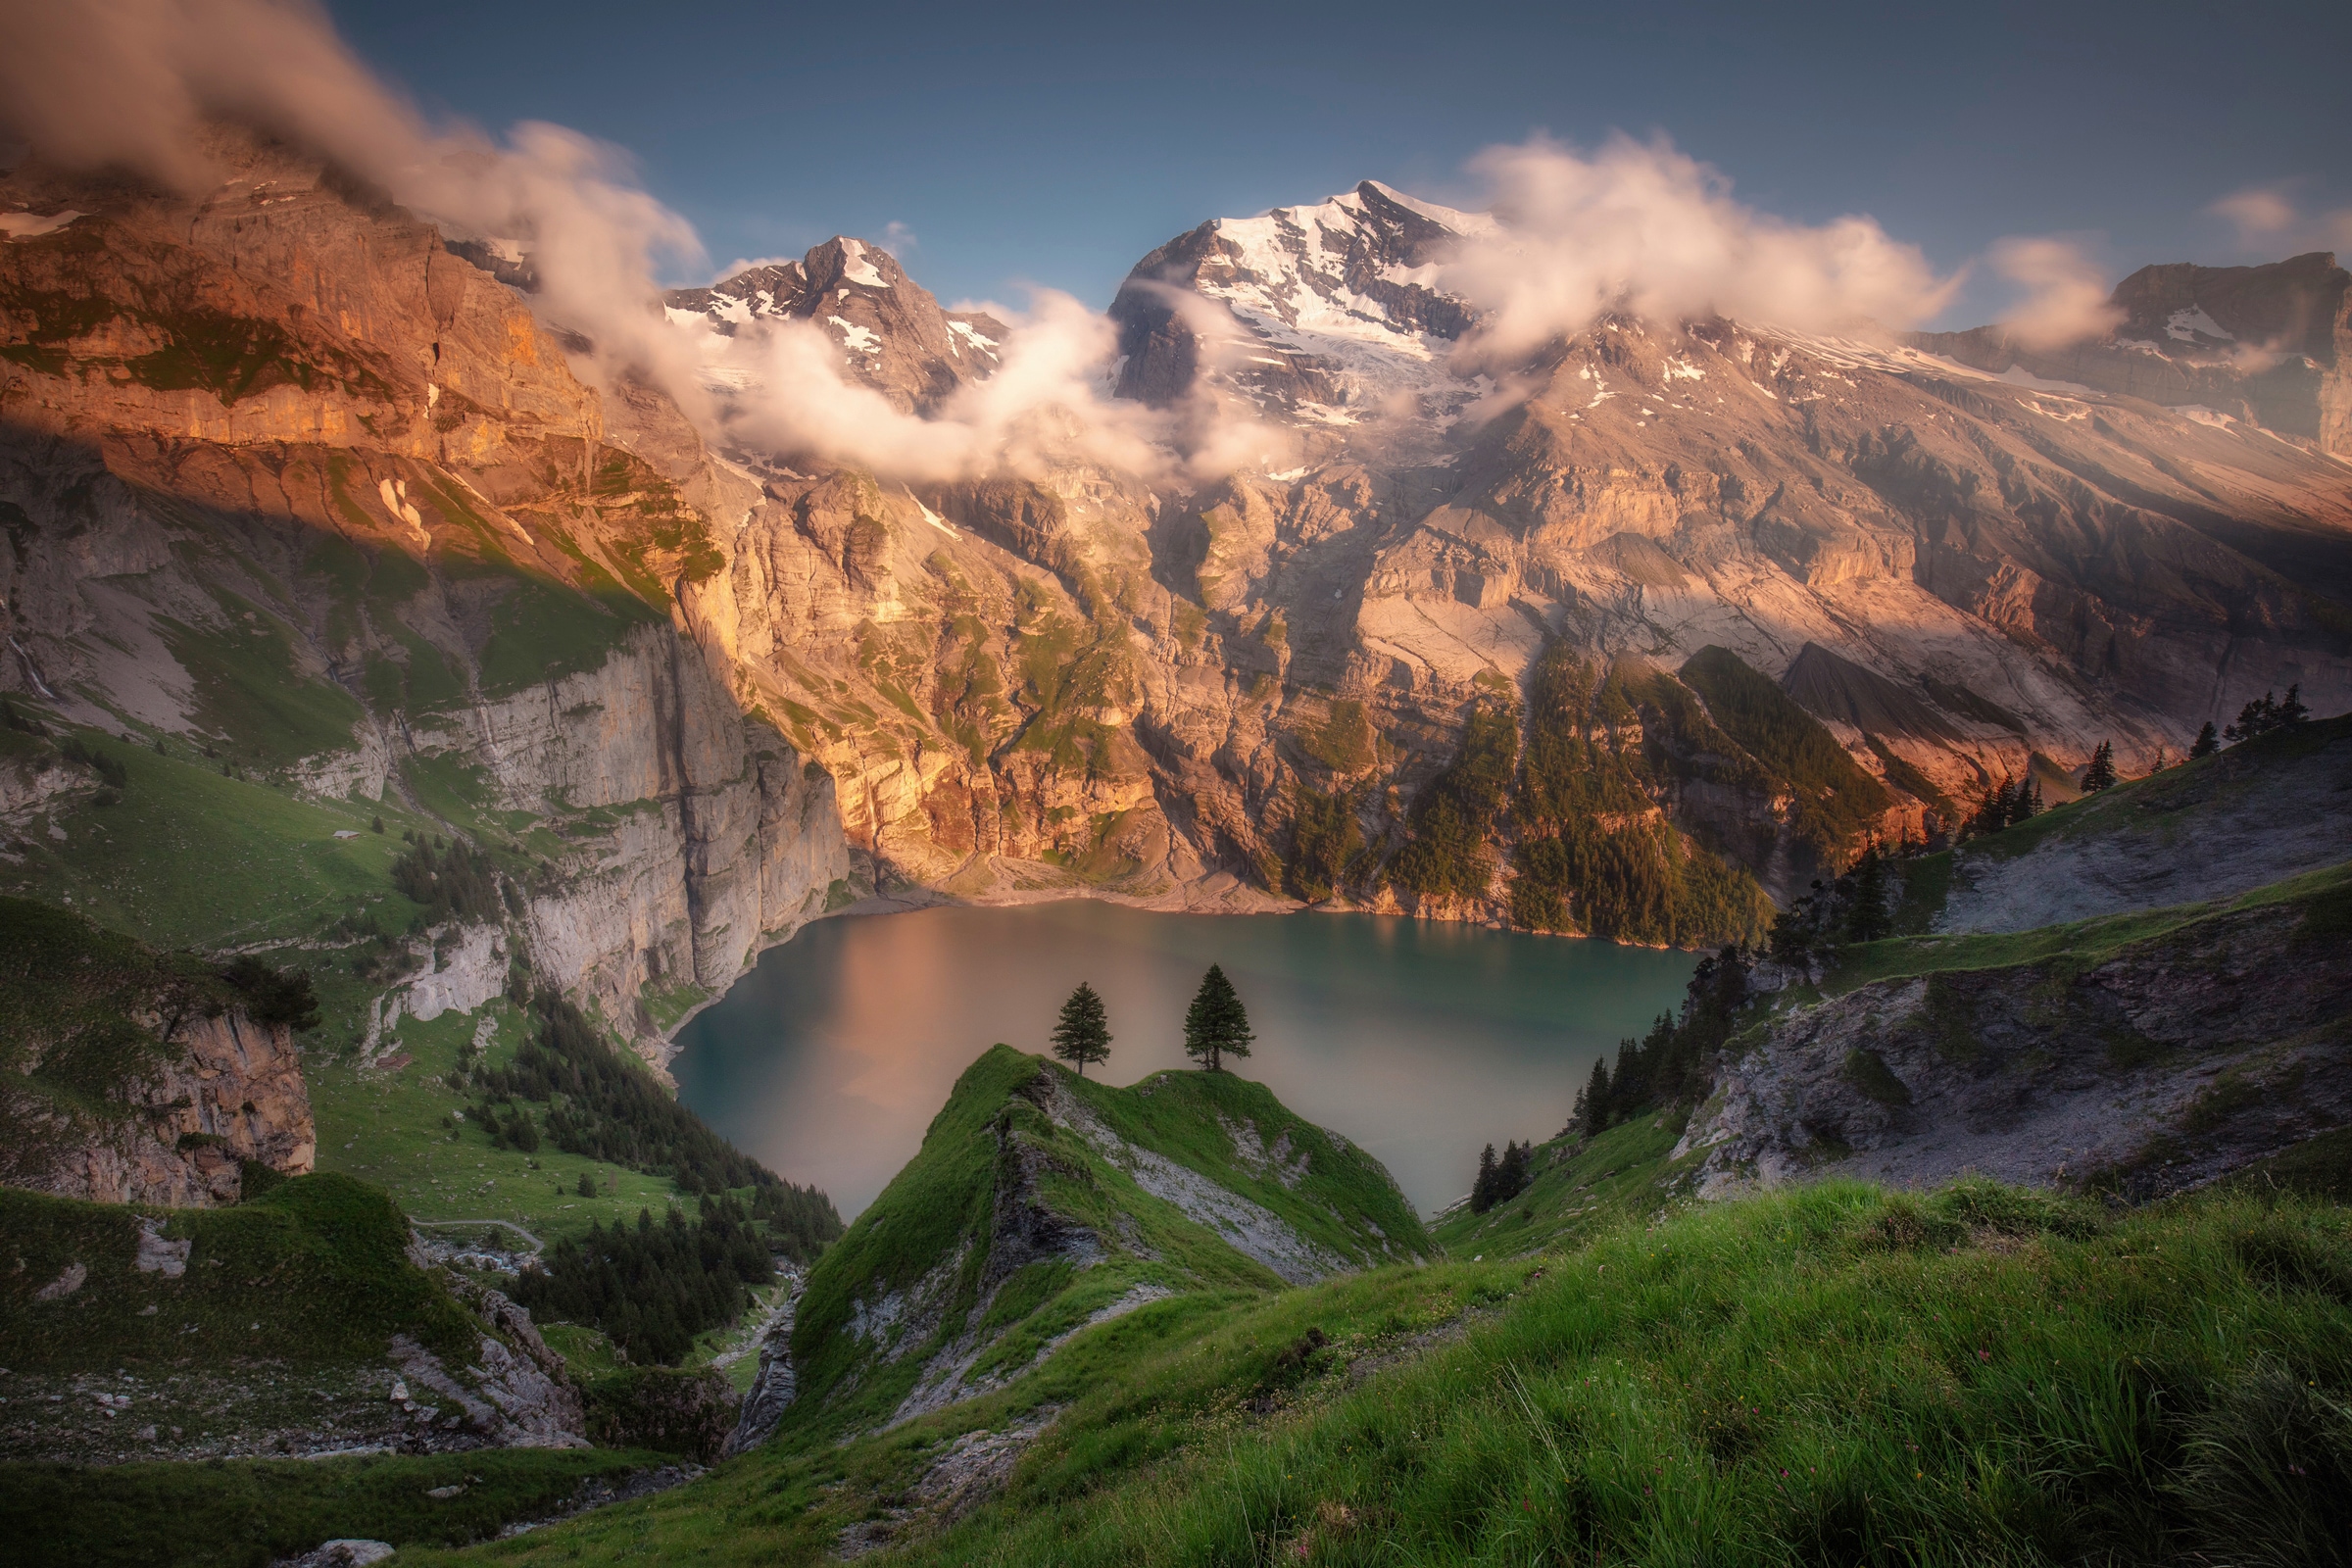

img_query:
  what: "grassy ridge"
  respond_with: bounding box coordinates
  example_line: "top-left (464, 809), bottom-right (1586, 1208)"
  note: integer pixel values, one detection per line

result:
top-left (784, 1048), bottom-right (1433, 1440)
top-left (398, 1178), bottom-right (2352, 1567)
top-left (1829, 858), bottom-right (2352, 998)
top-left (1428, 1115), bottom-right (1690, 1261)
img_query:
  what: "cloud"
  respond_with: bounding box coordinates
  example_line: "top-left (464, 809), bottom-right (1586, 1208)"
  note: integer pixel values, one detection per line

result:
top-left (1985, 236), bottom-right (2121, 352)
top-left (2209, 184), bottom-right (2352, 256)
top-left (1439, 134), bottom-right (1963, 362)
top-left (0, 0), bottom-right (707, 398)
top-left (699, 284), bottom-right (1291, 485)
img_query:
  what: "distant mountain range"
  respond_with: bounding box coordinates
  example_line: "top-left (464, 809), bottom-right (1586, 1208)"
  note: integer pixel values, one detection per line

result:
top-left (3, 135), bottom-right (2348, 1051)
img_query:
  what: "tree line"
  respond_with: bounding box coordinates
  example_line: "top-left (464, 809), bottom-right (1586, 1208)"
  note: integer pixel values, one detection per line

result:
top-left (469, 992), bottom-right (842, 1258)
top-left (511, 1195), bottom-right (772, 1366)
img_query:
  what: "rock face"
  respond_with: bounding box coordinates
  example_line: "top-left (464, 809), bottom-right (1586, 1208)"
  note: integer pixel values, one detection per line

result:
top-left (1677, 891), bottom-right (2352, 1200)
top-left (33, 1007), bottom-right (318, 1206)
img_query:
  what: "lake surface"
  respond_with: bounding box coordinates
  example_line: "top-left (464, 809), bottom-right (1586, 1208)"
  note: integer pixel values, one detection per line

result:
top-left (672, 903), bottom-right (1696, 1219)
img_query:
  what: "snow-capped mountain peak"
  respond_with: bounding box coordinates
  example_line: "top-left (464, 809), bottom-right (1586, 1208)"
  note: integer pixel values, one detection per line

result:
top-left (1109, 179), bottom-right (1489, 434)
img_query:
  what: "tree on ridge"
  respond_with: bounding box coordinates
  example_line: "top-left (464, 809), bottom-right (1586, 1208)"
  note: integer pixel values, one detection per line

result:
top-left (2189, 721), bottom-right (2220, 759)
top-left (1182, 964), bottom-right (1254, 1072)
top-left (1050, 981), bottom-right (1112, 1077)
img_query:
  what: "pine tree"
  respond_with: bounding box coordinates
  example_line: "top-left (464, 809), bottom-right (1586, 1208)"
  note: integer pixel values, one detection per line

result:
top-left (2189, 721), bottom-right (2219, 759)
top-left (1181, 964), bottom-right (1254, 1071)
top-left (1049, 981), bottom-right (1112, 1076)
top-left (576, 1171), bottom-right (597, 1199)
top-left (2279, 684), bottom-right (2310, 727)
top-left (1497, 1140), bottom-right (1531, 1204)
top-left (1470, 1143), bottom-right (1498, 1213)
top-left (2226, 692), bottom-right (2278, 744)
top-left (1842, 847), bottom-right (1889, 943)
top-left (2081, 741), bottom-right (2117, 793)
top-left (2146, 746), bottom-right (2168, 776)
top-left (1579, 1055), bottom-right (1612, 1137)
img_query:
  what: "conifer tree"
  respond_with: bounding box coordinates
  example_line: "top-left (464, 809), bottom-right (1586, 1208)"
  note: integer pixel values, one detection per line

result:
top-left (1470, 1143), bottom-right (1498, 1213)
top-left (1497, 1140), bottom-right (1532, 1203)
top-left (1842, 847), bottom-right (1889, 943)
top-left (2081, 741), bottom-right (2117, 793)
top-left (1181, 963), bottom-right (1254, 1071)
top-left (1578, 1055), bottom-right (1613, 1137)
top-left (1049, 981), bottom-right (1112, 1076)
top-left (2146, 746), bottom-right (2168, 776)
top-left (2189, 721), bottom-right (2219, 759)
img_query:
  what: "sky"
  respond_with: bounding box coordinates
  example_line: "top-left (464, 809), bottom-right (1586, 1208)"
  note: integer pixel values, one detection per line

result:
top-left (322, 0), bottom-right (2352, 324)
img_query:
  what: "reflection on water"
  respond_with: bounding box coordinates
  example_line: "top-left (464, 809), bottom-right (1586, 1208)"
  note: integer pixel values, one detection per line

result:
top-left (671, 903), bottom-right (1696, 1219)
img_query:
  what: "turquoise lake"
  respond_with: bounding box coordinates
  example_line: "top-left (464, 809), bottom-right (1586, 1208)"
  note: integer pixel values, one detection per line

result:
top-left (672, 902), bottom-right (1698, 1219)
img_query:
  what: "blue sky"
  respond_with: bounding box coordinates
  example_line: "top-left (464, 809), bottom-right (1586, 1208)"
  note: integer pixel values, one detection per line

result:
top-left (329, 0), bottom-right (2350, 323)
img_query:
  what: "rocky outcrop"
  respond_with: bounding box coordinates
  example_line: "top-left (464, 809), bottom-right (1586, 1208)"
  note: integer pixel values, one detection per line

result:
top-left (26, 1007), bottom-right (318, 1206)
top-left (1, 899), bottom-right (318, 1207)
top-left (722, 1271), bottom-right (805, 1456)
top-left (1677, 888), bottom-right (2352, 1200)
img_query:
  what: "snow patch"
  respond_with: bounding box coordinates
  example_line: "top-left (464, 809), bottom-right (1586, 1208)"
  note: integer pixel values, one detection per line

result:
top-left (828, 317), bottom-right (881, 356)
top-left (2167, 306), bottom-right (2231, 342)
top-left (0, 209), bottom-right (85, 239)
top-left (1996, 365), bottom-right (2095, 395)
top-left (839, 237), bottom-right (891, 289)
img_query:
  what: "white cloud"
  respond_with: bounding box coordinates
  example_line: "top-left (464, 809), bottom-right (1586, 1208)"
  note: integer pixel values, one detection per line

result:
top-left (1439, 134), bottom-right (1963, 363)
top-left (2209, 184), bottom-right (2352, 257)
top-left (1985, 236), bottom-right (2121, 352)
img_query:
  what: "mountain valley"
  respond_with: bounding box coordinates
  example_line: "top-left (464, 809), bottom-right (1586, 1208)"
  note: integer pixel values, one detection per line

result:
top-left (3, 110), bottom-right (2351, 1568)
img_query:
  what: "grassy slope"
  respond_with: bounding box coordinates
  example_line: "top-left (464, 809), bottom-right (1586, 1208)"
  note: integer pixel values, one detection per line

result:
top-left (0, 1175), bottom-right (478, 1374)
top-left (786, 1048), bottom-right (1434, 1441)
top-left (0, 1448), bottom-right (666, 1568)
top-left (1427, 1115), bottom-right (1692, 1261)
top-left (404, 1179), bottom-right (2352, 1567)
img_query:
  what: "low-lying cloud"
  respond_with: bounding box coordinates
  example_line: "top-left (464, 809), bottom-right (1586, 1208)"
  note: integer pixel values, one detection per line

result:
top-left (1440, 135), bottom-right (1963, 362)
top-left (1984, 236), bottom-right (2122, 352)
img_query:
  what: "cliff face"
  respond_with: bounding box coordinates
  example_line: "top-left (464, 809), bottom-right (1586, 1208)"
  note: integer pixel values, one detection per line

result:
top-left (1, 137), bottom-right (846, 1064)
